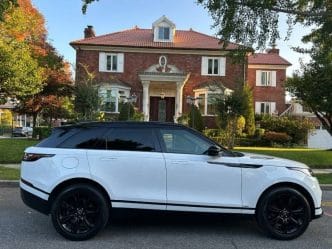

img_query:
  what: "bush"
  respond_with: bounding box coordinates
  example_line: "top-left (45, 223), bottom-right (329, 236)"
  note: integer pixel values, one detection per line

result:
top-left (33, 126), bottom-right (52, 140)
top-left (188, 105), bottom-right (204, 132)
top-left (263, 131), bottom-right (292, 146)
top-left (259, 116), bottom-right (314, 145)
top-left (118, 103), bottom-right (135, 121)
top-left (177, 114), bottom-right (189, 126)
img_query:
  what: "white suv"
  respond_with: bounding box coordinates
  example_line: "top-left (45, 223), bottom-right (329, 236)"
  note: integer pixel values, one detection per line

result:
top-left (20, 122), bottom-right (322, 241)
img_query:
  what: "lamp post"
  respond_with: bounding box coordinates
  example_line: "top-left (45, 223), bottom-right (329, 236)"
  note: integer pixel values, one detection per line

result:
top-left (186, 96), bottom-right (202, 129)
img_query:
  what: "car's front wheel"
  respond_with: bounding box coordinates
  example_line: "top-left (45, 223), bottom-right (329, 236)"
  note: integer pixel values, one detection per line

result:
top-left (256, 187), bottom-right (311, 240)
top-left (51, 184), bottom-right (109, 240)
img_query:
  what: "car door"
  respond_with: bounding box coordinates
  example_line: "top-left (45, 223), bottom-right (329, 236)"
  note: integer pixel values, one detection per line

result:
top-left (158, 128), bottom-right (242, 212)
top-left (87, 127), bottom-right (167, 210)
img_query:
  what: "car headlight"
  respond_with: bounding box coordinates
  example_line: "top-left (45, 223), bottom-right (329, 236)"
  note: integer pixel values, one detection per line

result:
top-left (287, 167), bottom-right (314, 177)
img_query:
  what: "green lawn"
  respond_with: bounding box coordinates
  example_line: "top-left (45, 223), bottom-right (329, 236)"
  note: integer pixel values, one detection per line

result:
top-left (0, 138), bottom-right (38, 164)
top-left (235, 147), bottom-right (332, 168)
top-left (0, 166), bottom-right (20, 180)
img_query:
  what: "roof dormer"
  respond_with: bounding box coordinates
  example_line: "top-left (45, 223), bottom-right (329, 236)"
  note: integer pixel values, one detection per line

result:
top-left (152, 15), bottom-right (176, 42)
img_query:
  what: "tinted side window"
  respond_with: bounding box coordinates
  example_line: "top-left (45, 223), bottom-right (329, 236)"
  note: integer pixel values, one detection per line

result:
top-left (37, 128), bottom-right (81, 148)
top-left (58, 127), bottom-right (108, 149)
top-left (106, 128), bottom-right (156, 152)
top-left (159, 128), bottom-right (212, 154)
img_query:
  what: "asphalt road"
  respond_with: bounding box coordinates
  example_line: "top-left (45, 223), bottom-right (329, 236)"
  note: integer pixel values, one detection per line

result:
top-left (0, 188), bottom-right (332, 249)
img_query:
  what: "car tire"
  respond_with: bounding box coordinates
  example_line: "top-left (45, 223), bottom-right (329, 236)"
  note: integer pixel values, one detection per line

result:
top-left (51, 184), bottom-right (109, 241)
top-left (256, 187), bottom-right (311, 240)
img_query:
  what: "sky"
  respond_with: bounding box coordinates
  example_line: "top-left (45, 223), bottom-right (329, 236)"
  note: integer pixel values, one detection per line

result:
top-left (31, 0), bottom-right (312, 76)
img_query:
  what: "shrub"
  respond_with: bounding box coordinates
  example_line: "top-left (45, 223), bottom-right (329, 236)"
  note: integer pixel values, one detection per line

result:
top-left (33, 126), bottom-right (52, 140)
top-left (188, 105), bottom-right (204, 132)
top-left (118, 103), bottom-right (135, 121)
top-left (259, 116), bottom-right (314, 145)
top-left (263, 131), bottom-right (292, 146)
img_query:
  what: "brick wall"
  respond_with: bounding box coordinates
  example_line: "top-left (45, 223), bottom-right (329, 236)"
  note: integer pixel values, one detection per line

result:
top-left (75, 49), bottom-right (245, 114)
top-left (247, 67), bottom-right (287, 114)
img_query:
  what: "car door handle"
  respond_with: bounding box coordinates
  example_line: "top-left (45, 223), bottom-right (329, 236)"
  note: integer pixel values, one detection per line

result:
top-left (100, 157), bottom-right (117, 161)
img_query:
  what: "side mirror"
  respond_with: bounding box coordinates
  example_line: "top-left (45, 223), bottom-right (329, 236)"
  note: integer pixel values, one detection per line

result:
top-left (207, 145), bottom-right (221, 156)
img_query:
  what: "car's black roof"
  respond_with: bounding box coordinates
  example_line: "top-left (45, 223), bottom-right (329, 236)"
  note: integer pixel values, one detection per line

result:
top-left (57, 121), bottom-right (187, 129)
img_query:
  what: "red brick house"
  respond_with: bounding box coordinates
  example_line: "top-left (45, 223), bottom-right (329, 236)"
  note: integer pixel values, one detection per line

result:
top-left (247, 48), bottom-right (291, 115)
top-left (70, 16), bottom-right (290, 125)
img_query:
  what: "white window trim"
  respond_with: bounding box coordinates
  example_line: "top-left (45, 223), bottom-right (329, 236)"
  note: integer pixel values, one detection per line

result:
top-left (99, 84), bottom-right (131, 113)
top-left (99, 52), bottom-right (124, 73)
top-left (201, 57), bottom-right (226, 76)
top-left (255, 101), bottom-right (276, 115)
top-left (256, 70), bottom-right (276, 87)
top-left (194, 88), bottom-right (224, 116)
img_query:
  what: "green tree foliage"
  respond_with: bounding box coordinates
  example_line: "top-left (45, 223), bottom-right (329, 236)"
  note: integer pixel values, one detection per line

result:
top-left (286, 2), bottom-right (332, 135)
top-left (242, 85), bottom-right (255, 136)
top-left (188, 104), bottom-right (204, 132)
top-left (0, 0), bottom-right (46, 100)
top-left (118, 103), bottom-right (135, 121)
top-left (74, 64), bottom-right (100, 121)
top-left (0, 0), bottom-right (17, 21)
top-left (197, 0), bottom-right (330, 49)
top-left (0, 39), bottom-right (43, 98)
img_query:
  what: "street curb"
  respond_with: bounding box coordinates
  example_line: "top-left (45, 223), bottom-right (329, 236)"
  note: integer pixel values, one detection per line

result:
top-left (0, 180), bottom-right (19, 187)
top-left (1, 180), bottom-right (332, 191)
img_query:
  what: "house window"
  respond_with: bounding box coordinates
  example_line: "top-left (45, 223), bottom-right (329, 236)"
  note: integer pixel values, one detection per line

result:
top-left (194, 91), bottom-right (221, 116)
top-left (255, 101), bottom-right (276, 114)
top-left (256, 70), bottom-right (276, 87)
top-left (106, 55), bottom-right (117, 71)
top-left (99, 53), bottom-right (124, 73)
top-left (201, 57), bottom-right (226, 76)
top-left (208, 59), bottom-right (219, 75)
top-left (99, 86), bottom-right (130, 113)
top-left (261, 71), bottom-right (272, 86)
top-left (158, 27), bottom-right (170, 40)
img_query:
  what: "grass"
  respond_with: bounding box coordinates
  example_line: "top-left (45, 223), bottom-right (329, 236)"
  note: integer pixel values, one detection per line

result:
top-left (316, 174), bottom-right (332, 184)
top-left (0, 138), bottom-right (38, 164)
top-left (234, 147), bottom-right (332, 169)
top-left (0, 166), bottom-right (20, 180)
top-left (0, 165), bottom-right (331, 184)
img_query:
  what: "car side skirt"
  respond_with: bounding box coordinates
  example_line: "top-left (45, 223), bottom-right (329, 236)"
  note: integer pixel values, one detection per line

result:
top-left (111, 200), bottom-right (255, 214)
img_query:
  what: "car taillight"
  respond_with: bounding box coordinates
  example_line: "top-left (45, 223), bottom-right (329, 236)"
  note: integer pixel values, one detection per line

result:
top-left (22, 153), bottom-right (55, 162)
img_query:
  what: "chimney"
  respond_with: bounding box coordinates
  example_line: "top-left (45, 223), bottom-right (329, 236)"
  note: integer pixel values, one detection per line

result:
top-left (84, 25), bottom-right (95, 38)
top-left (267, 44), bottom-right (279, 54)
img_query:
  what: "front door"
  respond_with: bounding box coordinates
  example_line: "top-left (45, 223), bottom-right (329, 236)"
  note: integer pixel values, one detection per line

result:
top-left (150, 97), bottom-right (175, 122)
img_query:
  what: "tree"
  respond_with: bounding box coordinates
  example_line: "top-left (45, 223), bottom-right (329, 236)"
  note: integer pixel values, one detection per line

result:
top-left (242, 84), bottom-right (255, 136)
top-left (0, 39), bottom-right (44, 99)
top-left (197, 0), bottom-right (330, 49)
top-left (118, 103), bottom-right (135, 121)
top-left (16, 43), bottom-right (73, 127)
top-left (74, 65), bottom-right (100, 121)
top-left (0, 0), bottom-right (17, 21)
top-left (188, 105), bottom-right (204, 132)
top-left (0, 0), bottom-right (46, 101)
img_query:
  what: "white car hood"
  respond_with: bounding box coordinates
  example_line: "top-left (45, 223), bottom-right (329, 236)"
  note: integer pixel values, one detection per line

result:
top-left (208, 152), bottom-right (309, 169)
top-left (238, 152), bottom-right (309, 168)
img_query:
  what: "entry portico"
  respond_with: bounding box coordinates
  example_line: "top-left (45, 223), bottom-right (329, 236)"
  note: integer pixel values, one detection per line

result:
top-left (139, 64), bottom-right (190, 121)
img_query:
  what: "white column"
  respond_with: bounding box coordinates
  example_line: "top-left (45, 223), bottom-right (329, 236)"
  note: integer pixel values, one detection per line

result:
top-left (175, 81), bottom-right (184, 122)
top-left (142, 80), bottom-right (150, 121)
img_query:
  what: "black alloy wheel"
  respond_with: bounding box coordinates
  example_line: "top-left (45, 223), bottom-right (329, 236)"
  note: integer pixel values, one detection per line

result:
top-left (257, 187), bottom-right (311, 240)
top-left (51, 184), bottom-right (109, 241)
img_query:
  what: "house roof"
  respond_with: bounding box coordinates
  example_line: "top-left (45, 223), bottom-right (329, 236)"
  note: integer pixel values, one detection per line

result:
top-left (70, 27), bottom-right (240, 51)
top-left (248, 53), bottom-right (291, 66)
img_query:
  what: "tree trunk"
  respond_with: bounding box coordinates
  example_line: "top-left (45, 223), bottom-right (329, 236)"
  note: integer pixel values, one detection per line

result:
top-left (32, 113), bottom-right (37, 128)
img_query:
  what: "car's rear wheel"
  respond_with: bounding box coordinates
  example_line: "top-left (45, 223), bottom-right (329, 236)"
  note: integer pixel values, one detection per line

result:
top-left (51, 184), bottom-right (109, 241)
top-left (256, 187), bottom-right (311, 240)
